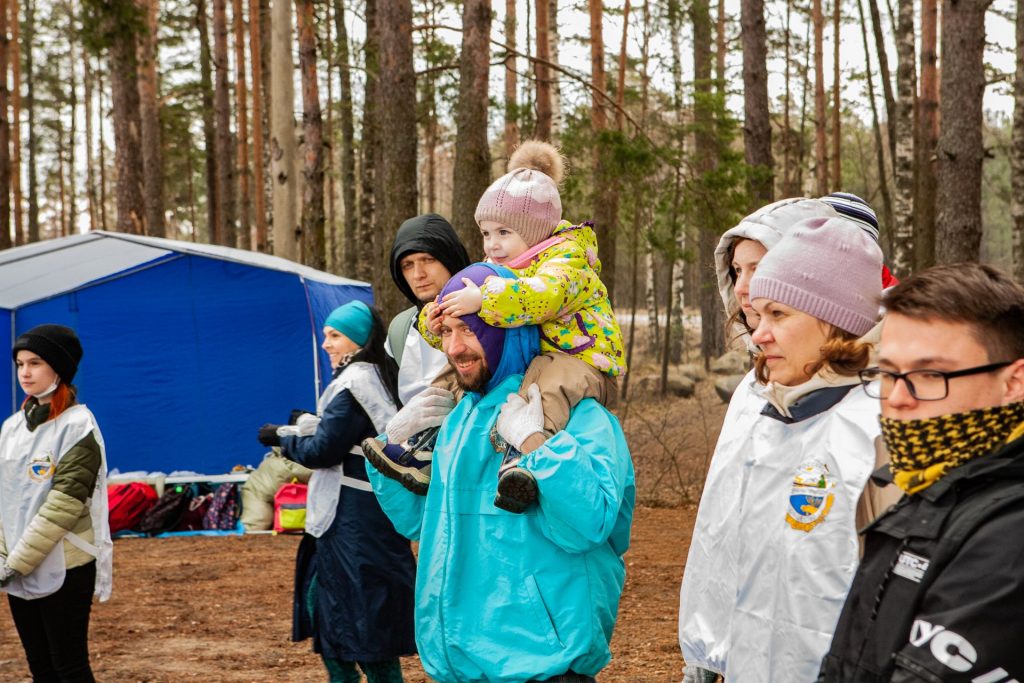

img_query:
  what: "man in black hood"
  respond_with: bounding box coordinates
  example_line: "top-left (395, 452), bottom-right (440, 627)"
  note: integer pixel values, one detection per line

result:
top-left (385, 214), bottom-right (470, 405)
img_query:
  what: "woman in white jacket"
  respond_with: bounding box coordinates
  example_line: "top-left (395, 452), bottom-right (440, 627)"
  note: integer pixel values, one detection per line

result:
top-left (679, 215), bottom-right (896, 683)
top-left (0, 325), bottom-right (111, 682)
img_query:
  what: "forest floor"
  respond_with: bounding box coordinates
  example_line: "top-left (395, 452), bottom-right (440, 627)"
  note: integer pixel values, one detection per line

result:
top-left (0, 376), bottom-right (726, 683)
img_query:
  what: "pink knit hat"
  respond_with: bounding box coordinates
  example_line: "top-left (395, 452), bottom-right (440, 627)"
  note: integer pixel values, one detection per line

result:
top-left (474, 141), bottom-right (564, 248)
top-left (749, 216), bottom-right (883, 336)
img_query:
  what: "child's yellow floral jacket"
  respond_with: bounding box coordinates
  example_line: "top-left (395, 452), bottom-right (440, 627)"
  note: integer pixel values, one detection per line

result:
top-left (419, 221), bottom-right (626, 377)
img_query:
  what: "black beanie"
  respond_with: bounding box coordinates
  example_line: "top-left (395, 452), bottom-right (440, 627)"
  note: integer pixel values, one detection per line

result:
top-left (12, 324), bottom-right (83, 383)
top-left (389, 214), bottom-right (471, 306)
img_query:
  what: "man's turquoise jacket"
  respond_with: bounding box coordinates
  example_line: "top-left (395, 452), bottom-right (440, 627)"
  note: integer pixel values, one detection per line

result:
top-left (366, 373), bottom-right (635, 683)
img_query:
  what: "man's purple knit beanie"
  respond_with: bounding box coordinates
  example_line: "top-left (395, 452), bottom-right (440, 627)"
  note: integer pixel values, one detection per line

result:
top-left (439, 264), bottom-right (505, 372)
top-left (749, 216), bottom-right (883, 336)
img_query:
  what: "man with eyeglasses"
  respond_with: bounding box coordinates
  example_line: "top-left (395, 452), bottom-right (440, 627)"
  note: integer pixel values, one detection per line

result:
top-left (818, 263), bottom-right (1024, 682)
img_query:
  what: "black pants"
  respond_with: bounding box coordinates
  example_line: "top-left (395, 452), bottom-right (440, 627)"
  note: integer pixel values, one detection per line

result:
top-left (8, 562), bottom-right (96, 683)
top-left (527, 673), bottom-right (596, 683)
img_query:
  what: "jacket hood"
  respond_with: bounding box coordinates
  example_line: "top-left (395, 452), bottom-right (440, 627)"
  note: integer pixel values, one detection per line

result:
top-left (715, 198), bottom-right (838, 346)
top-left (389, 214), bottom-right (471, 306)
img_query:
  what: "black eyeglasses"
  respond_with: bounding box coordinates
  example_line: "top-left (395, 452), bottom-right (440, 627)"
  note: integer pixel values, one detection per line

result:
top-left (858, 361), bottom-right (1014, 401)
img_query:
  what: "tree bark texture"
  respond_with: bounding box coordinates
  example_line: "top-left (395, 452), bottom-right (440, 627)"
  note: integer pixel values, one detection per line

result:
top-left (197, 0), bottom-right (218, 243)
top-left (452, 0), bottom-right (491, 258)
top-left (867, 0), bottom-right (896, 167)
top-left (270, 0), bottom-right (299, 260)
top-left (503, 0), bottom-right (518, 157)
top-left (813, 0), bottom-right (827, 195)
top-left (84, 53), bottom-right (98, 232)
top-left (615, 0), bottom-right (631, 131)
top-left (856, 0), bottom-right (894, 255)
top-left (333, 0), bottom-right (357, 274)
top-left (295, 0), bottom-right (324, 269)
top-left (892, 0), bottom-right (916, 274)
top-left (357, 0), bottom-right (378, 284)
top-left (232, 0), bottom-right (251, 248)
top-left (24, 0), bottom-right (37, 241)
top-left (248, 0), bottom-right (267, 250)
top-left (137, 0), bottom-right (166, 237)
top-left (915, 0), bottom-right (938, 270)
top-left (742, 0), bottom-right (773, 205)
top-left (547, 0), bottom-right (560, 140)
top-left (0, 0), bottom-right (10, 248)
top-left (1014, 0), bottom-right (1024, 281)
top-left (9, 0), bottom-right (21, 243)
top-left (830, 0), bottom-right (840, 190)
top-left (935, 0), bottom-right (992, 263)
top-left (213, 0), bottom-right (235, 246)
top-left (107, 7), bottom-right (146, 234)
top-left (374, 0), bottom-right (417, 317)
top-left (589, 0), bottom-right (617, 302)
top-left (533, 0), bottom-right (551, 140)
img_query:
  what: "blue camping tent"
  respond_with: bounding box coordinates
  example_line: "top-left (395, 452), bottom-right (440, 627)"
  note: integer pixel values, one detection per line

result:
top-left (0, 231), bottom-right (373, 474)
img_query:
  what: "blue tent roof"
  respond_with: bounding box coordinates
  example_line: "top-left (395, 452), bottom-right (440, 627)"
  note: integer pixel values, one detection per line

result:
top-left (0, 231), bottom-right (373, 474)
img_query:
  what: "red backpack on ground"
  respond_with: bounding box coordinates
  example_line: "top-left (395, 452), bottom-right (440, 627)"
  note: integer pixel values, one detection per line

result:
top-left (107, 482), bottom-right (159, 533)
top-left (273, 482), bottom-right (307, 534)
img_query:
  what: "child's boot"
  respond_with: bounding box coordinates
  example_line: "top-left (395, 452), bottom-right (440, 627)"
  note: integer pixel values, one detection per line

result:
top-left (493, 443), bottom-right (538, 513)
top-left (362, 427), bottom-right (439, 496)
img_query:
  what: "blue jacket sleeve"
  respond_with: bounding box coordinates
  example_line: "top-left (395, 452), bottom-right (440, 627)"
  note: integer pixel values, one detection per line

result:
top-left (279, 389), bottom-right (372, 470)
top-left (364, 460), bottom-right (426, 541)
top-left (521, 400), bottom-right (636, 555)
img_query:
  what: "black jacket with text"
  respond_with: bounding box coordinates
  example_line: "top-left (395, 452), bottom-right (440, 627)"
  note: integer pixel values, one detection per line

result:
top-left (818, 435), bottom-right (1024, 683)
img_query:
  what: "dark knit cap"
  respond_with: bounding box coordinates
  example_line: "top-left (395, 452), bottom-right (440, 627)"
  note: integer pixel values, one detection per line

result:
top-left (12, 324), bottom-right (83, 383)
top-left (389, 214), bottom-right (471, 306)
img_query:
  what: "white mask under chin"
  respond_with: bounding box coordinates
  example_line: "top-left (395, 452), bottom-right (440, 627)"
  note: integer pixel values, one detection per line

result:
top-left (32, 378), bottom-right (60, 399)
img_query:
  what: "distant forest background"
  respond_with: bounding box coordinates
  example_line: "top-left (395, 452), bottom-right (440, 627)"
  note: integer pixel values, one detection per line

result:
top-left (2, 0), bottom-right (1022, 372)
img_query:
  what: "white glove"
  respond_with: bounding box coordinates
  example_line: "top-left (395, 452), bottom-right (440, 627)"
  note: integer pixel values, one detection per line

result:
top-left (0, 564), bottom-right (18, 587)
top-left (277, 412), bottom-right (322, 438)
top-left (496, 383), bottom-right (545, 451)
top-left (385, 387), bottom-right (456, 444)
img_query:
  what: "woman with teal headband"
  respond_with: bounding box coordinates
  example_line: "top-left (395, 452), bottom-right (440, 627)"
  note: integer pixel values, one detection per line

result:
top-left (257, 300), bottom-right (416, 682)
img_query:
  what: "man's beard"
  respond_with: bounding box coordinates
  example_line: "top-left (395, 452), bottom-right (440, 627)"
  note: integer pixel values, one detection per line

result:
top-left (449, 352), bottom-right (492, 393)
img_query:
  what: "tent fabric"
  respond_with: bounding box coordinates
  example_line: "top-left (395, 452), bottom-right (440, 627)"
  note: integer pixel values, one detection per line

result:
top-left (0, 232), bottom-right (373, 476)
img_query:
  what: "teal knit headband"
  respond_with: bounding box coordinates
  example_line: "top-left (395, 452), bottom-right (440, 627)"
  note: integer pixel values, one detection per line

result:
top-left (324, 300), bottom-right (373, 346)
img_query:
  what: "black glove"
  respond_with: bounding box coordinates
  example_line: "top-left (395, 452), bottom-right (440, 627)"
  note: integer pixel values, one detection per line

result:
top-left (258, 424), bottom-right (283, 447)
top-left (288, 409), bottom-right (314, 425)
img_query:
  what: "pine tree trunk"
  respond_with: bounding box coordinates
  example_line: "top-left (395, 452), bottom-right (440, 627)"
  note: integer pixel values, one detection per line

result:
top-left (197, 0), bottom-right (217, 243)
top-left (615, 0), bottom-right (631, 131)
top-left (935, 0), bottom-right (992, 263)
top-left (742, 0), bottom-right (773, 204)
top-left (0, 0), bottom-right (10, 248)
top-left (374, 0), bottom-right (417, 317)
top-left (24, 0), bottom-right (36, 241)
top-left (259, 0), bottom-right (272, 235)
top-left (915, 0), bottom-right (938, 270)
top-left (213, 0), bottom-right (235, 246)
top-left (357, 0), bottom-right (377, 283)
top-left (248, 0), bottom-right (267, 250)
top-left (295, 0), bottom-right (324, 269)
top-left (270, 0), bottom-right (299, 259)
top-left (796, 17), bottom-right (810, 192)
top-left (533, 0), bottom-right (551, 140)
top-left (695, 0), bottom-right (723, 363)
top-left (108, 17), bottom-right (146, 234)
top-left (451, 0), bottom-right (491, 257)
top-left (333, 0), bottom-right (356, 273)
top-left (9, 0), bottom-right (21, 244)
top-left (813, 0), bottom-right (828, 195)
top-left (138, 0), bottom-right (166, 237)
top-left (547, 0), bottom-right (561, 140)
top-left (589, 0), bottom-right (617, 302)
top-left (867, 0), bottom-right (896, 165)
top-left (503, 0), bottom-right (518, 157)
top-left (892, 0), bottom-right (916, 273)
top-left (232, 0), bottom-right (250, 248)
top-left (783, 0), bottom-right (793, 195)
top-left (84, 54), bottom-right (98, 232)
top-left (323, 0), bottom-right (335, 268)
top-left (830, 0), bottom-right (840, 190)
top-left (67, 24), bottom-right (78, 235)
top-left (857, 0), bottom-right (894, 254)
top-left (1013, 0), bottom-right (1024, 282)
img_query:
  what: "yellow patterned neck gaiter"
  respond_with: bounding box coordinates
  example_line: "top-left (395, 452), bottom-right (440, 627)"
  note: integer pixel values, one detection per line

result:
top-left (881, 401), bottom-right (1024, 495)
